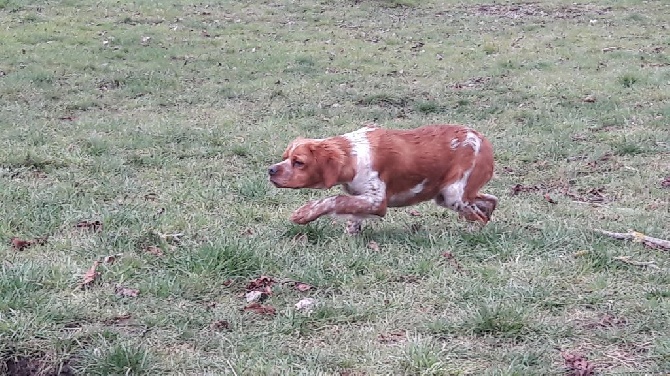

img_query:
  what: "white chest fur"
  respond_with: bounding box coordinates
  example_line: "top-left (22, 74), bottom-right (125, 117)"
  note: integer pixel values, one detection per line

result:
top-left (342, 128), bottom-right (386, 208)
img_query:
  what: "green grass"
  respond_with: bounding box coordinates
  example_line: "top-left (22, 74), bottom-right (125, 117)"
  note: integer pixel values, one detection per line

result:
top-left (1, 0), bottom-right (669, 374)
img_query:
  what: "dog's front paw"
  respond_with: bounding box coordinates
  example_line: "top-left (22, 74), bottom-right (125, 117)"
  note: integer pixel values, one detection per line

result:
top-left (290, 202), bottom-right (321, 224)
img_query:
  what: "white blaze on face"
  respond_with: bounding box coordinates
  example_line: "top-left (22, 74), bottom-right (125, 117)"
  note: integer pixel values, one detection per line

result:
top-left (462, 131), bottom-right (481, 154)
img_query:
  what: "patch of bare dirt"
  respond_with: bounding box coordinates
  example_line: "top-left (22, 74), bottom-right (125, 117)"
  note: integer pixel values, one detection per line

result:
top-left (1, 352), bottom-right (74, 376)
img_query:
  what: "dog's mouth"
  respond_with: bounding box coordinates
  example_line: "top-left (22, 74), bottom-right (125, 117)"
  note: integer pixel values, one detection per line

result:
top-left (269, 177), bottom-right (284, 188)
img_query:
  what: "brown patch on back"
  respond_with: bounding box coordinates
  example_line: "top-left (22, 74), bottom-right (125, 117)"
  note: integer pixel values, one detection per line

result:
top-left (366, 125), bottom-right (493, 206)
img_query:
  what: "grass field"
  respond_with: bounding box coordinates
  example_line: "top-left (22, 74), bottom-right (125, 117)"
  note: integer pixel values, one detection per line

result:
top-left (1, 0), bottom-right (669, 374)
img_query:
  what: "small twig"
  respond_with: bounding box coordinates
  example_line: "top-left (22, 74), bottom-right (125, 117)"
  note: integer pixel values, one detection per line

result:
top-left (613, 256), bottom-right (659, 270)
top-left (595, 229), bottom-right (670, 251)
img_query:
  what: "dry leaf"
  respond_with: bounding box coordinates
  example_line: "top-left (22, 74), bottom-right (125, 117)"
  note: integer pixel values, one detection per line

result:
top-left (544, 193), bottom-right (558, 204)
top-left (103, 254), bottom-right (122, 264)
top-left (246, 275), bottom-right (275, 291)
top-left (367, 241), bottom-right (380, 251)
top-left (81, 261), bottom-right (100, 288)
top-left (76, 220), bottom-right (103, 232)
top-left (295, 298), bottom-right (316, 311)
top-left (11, 237), bottom-right (33, 251)
top-left (245, 290), bottom-right (263, 303)
top-left (378, 331), bottom-right (406, 344)
top-left (441, 251), bottom-right (464, 272)
top-left (241, 228), bottom-right (254, 236)
top-left (561, 351), bottom-right (595, 376)
top-left (115, 286), bottom-right (139, 298)
top-left (223, 279), bottom-right (234, 287)
top-left (295, 282), bottom-right (313, 292)
top-left (510, 183), bottom-right (540, 196)
top-left (408, 209), bottom-right (421, 216)
top-left (292, 233), bottom-right (308, 244)
top-left (144, 245), bottom-right (163, 256)
top-left (144, 192), bottom-right (158, 201)
top-left (582, 95), bottom-right (596, 103)
top-left (662, 176), bottom-right (670, 189)
top-left (209, 319), bottom-right (230, 331)
top-left (243, 302), bottom-right (276, 316)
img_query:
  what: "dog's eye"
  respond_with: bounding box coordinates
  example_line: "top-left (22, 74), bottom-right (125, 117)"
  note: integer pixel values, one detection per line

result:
top-left (293, 160), bottom-right (304, 168)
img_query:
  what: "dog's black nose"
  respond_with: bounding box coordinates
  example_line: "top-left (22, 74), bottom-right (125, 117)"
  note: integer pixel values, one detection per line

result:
top-left (268, 166), bottom-right (278, 176)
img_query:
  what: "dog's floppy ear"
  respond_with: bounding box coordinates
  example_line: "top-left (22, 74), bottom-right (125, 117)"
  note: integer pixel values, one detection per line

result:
top-left (312, 140), bottom-right (344, 189)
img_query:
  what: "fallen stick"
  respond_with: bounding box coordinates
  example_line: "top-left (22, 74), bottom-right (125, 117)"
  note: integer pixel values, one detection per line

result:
top-left (613, 256), bottom-right (659, 269)
top-left (595, 229), bottom-right (670, 251)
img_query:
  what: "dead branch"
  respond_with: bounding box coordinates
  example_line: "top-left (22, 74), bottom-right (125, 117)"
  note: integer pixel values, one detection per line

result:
top-left (595, 229), bottom-right (670, 251)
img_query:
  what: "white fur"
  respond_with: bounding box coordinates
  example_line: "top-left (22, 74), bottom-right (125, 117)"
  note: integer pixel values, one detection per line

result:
top-left (440, 167), bottom-right (473, 211)
top-left (450, 138), bottom-right (460, 150)
top-left (463, 131), bottom-right (481, 154)
top-left (341, 127), bottom-right (386, 210)
top-left (388, 178), bottom-right (427, 207)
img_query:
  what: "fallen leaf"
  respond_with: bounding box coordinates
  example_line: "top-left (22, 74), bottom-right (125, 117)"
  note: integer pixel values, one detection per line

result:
top-left (243, 302), bottom-right (276, 316)
top-left (510, 183), bottom-right (540, 196)
top-left (246, 275), bottom-right (275, 291)
top-left (154, 231), bottom-right (183, 243)
top-left (544, 193), bottom-right (558, 204)
top-left (295, 282), bottom-right (313, 292)
top-left (561, 351), bottom-right (595, 376)
top-left (81, 261), bottom-right (100, 288)
top-left (76, 220), bottom-right (103, 232)
top-left (144, 193), bottom-right (158, 201)
top-left (408, 209), bottom-right (422, 216)
top-left (582, 95), bottom-right (596, 103)
top-left (378, 331), bottom-right (406, 344)
top-left (441, 251), bottom-right (464, 272)
top-left (103, 254), bottom-right (122, 264)
top-left (11, 237), bottom-right (33, 251)
top-left (223, 279), bottom-right (234, 287)
top-left (115, 286), bottom-right (139, 298)
top-left (240, 228), bottom-right (254, 236)
top-left (367, 241), bottom-right (380, 251)
top-left (209, 319), bottom-right (230, 331)
top-left (144, 245), bottom-right (163, 256)
top-left (662, 176), bottom-right (670, 188)
top-left (245, 290), bottom-right (263, 302)
top-left (295, 298), bottom-right (316, 311)
top-left (292, 233), bottom-right (308, 244)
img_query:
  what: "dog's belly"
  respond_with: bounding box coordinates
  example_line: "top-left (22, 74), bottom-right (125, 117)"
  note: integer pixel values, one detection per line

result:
top-left (387, 179), bottom-right (439, 207)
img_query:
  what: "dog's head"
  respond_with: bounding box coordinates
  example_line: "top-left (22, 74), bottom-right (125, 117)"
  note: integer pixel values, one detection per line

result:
top-left (268, 137), bottom-right (347, 189)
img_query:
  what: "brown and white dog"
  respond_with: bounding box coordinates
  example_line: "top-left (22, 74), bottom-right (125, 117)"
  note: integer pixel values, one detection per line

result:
top-left (268, 124), bottom-right (498, 234)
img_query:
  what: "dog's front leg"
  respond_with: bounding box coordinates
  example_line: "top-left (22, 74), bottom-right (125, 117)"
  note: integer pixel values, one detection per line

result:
top-left (291, 195), bottom-right (387, 225)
